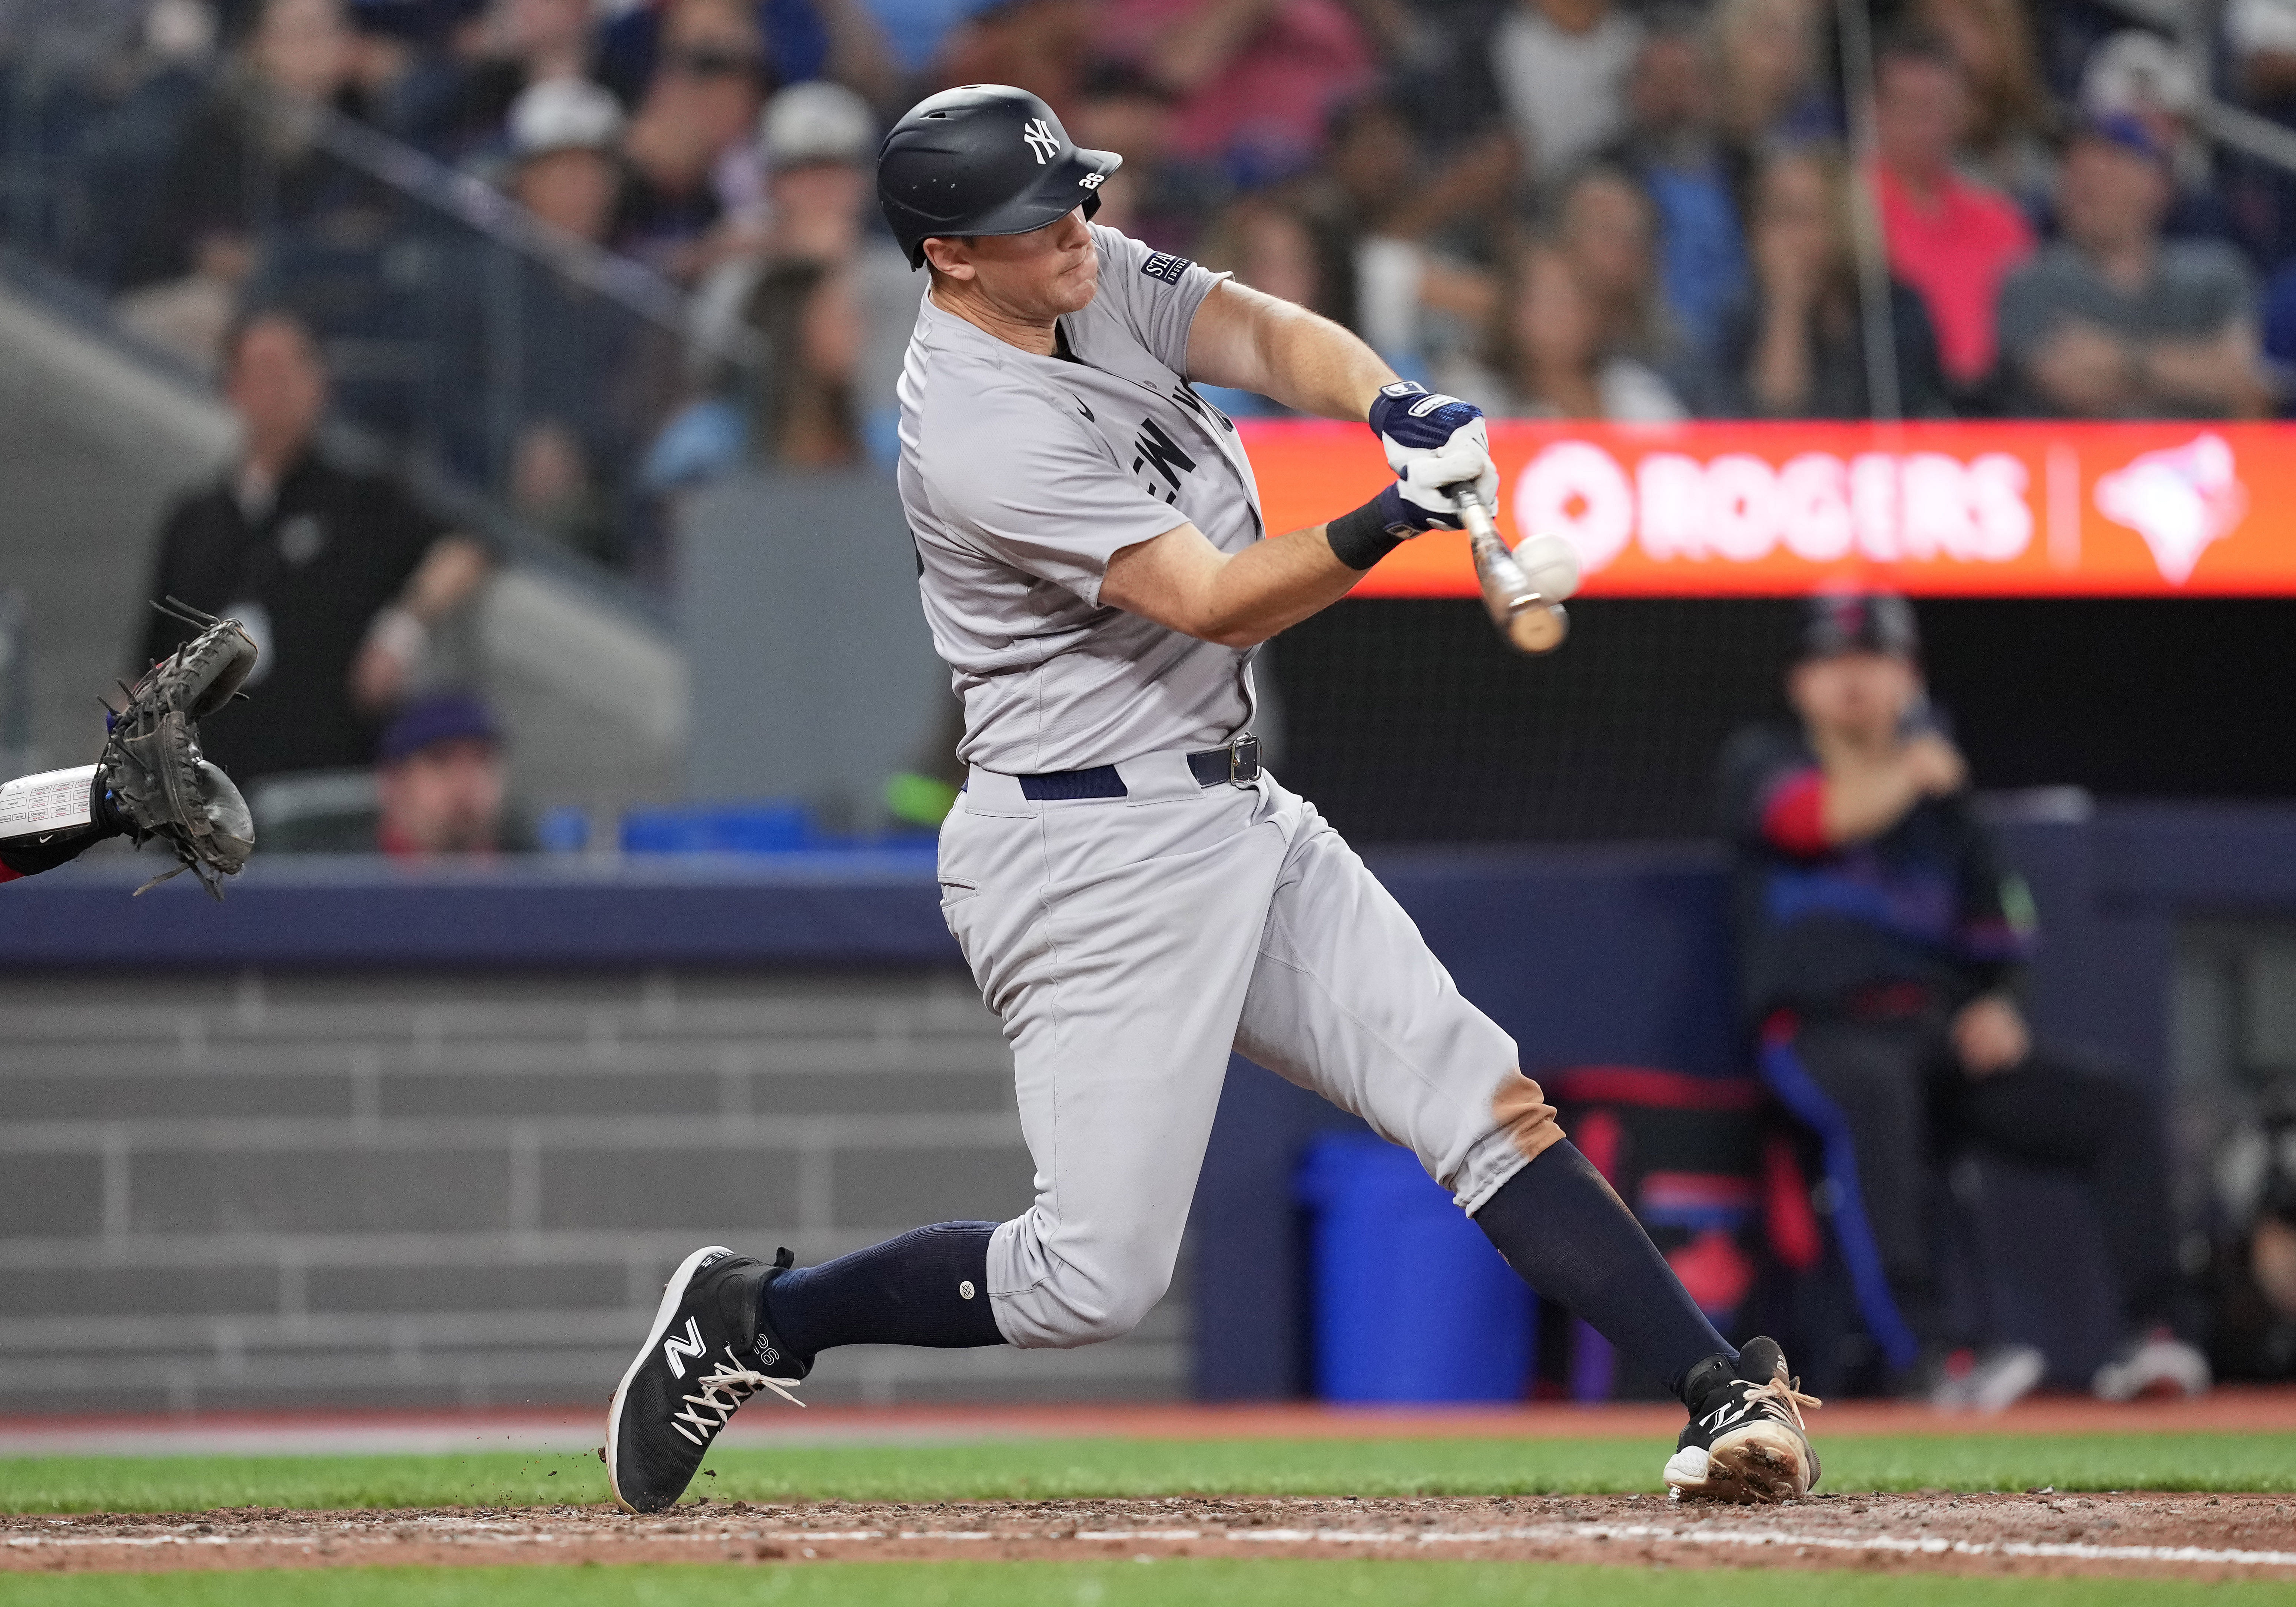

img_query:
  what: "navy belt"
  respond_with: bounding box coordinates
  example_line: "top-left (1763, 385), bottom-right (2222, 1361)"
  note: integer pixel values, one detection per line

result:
top-left (1019, 736), bottom-right (1261, 800)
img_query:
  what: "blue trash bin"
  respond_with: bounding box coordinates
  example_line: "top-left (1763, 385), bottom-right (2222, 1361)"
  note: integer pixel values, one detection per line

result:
top-left (1296, 1132), bottom-right (1533, 1402)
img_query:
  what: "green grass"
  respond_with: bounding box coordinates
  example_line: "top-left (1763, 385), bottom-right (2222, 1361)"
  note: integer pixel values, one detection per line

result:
top-left (2, 1563), bottom-right (2288, 1607)
top-left (3, 1432), bottom-right (2293, 1514)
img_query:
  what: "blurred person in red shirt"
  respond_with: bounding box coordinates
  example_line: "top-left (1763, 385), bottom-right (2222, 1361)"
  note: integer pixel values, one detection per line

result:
top-left (1911, 0), bottom-right (2054, 202)
top-left (1096, 0), bottom-right (1378, 181)
top-left (1697, 145), bottom-right (1952, 419)
top-left (1869, 30), bottom-right (2035, 401)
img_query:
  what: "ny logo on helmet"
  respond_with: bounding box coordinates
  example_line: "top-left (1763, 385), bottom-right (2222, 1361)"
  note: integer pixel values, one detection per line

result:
top-left (1022, 117), bottom-right (1058, 164)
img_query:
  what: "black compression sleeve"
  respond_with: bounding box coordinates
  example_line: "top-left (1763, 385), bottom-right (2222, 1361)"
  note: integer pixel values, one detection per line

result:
top-left (1324, 491), bottom-right (1409, 571)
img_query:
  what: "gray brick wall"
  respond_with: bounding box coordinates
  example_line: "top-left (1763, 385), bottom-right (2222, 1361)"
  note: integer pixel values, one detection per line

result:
top-left (0, 970), bottom-right (1187, 1412)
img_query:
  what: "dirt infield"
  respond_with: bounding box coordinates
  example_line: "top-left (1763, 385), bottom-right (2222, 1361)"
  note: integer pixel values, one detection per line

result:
top-left (9, 1389), bottom-right (2294, 1457)
top-left (6, 1492), bottom-right (2292, 1581)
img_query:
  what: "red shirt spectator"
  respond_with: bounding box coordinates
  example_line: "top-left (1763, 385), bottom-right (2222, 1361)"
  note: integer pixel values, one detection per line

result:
top-left (1099, 0), bottom-right (1375, 176)
top-left (1869, 34), bottom-right (2034, 389)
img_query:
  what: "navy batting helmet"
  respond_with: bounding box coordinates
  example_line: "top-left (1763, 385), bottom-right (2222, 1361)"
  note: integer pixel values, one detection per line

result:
top-left (876, 84), bottom-right (1121, 270)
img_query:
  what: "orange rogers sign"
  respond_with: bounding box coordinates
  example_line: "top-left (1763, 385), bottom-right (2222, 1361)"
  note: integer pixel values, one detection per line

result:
top-left (1238, 419), bottom-right (2295, 597)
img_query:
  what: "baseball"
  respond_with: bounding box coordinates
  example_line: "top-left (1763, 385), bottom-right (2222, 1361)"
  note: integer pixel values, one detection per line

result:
top-left (1513, 533), bottom-right (1582, 602)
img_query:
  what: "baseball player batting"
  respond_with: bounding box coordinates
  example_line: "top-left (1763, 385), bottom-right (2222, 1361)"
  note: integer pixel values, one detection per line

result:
top-left (608, 85), bottom-right (1820, 1511)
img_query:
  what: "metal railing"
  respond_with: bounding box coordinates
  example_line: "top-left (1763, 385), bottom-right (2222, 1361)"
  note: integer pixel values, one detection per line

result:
top-left (0, 51), bottom-right (751, 581)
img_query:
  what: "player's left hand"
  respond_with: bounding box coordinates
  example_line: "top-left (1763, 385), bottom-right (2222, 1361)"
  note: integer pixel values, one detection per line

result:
top-left (1951, 993), bottom-right (2030, 1078)
top-left (1369, 381), bottom-right (1498, 514)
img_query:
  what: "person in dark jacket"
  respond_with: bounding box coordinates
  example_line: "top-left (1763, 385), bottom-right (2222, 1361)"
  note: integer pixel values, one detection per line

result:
top-left (138, 308), bottom-right (491, 786)
top-left (1720, 591), bottom-right (2205, 1407)
top-left (1698, 145), bottom-right (1952, 419)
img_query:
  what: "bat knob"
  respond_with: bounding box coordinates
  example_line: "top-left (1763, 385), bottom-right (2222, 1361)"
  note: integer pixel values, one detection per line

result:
top-left (1505, 602), bottom-right (1568, 655)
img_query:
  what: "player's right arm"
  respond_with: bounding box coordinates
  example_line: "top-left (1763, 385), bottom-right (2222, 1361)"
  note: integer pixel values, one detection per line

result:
top-left (1100, 518), bottom-right (1367, 648)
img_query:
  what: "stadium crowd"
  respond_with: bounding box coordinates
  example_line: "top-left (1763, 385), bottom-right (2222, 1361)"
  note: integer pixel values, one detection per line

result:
top-left (7, 0), bottom-right (2296, 570)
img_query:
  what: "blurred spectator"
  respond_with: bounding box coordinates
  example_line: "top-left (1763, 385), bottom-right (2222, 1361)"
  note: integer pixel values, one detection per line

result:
top-left (931, 0), bottom-right (1097, 121)
top-left (260, 692), bottom-right (525, 852)
top-left (1097, 0), bottom-right (1378, 183)
top-left (373, 693), bottom-right (518, 854)
top-left (1195, 195), bottom-right (1351, 412)
top-left (1711, 0), bottom-right (1827, 151)
top-left (2231, 0), bottom-right (2296, 108)
top-left (1721, 591), bottom-right (2208, 1408)
top-left (435, 75), bottom-right (660, 555)
top-left (437, 0), bottom-right (598, 149)
top-left (1912, 0), bottom-right (2052, 202)
top-left (1697, 146), bottom-right (1950, 419)
top-left (1443, 240), bottom-right (1686, 420)
top-left (1295, 94), bottom-right (1511, 377)
top-left (510, 418), bottom-right (616, 558)
top-left (1491, 0), bottom-right (1640, 185)
top-left (1066, 59), bottom-right (1204, 252)
top-left (743, 256), bottom-right (866, 464)
top-left (123, 0), bottom-right (376, 292)
top-left (1869, 30), bottom-right (2035, 399)
top-left (2080, 31), bottom-right (2239, 250)
top-left (1552, 163), bottom-right (1670, 363)
top-left (2205, 1080), bottom-right (2296, 1381)
top-left (1606, 11), bottom-right (1748, 356)
top-left (139, 309), bottom-right (493, 785)
top-left (342, 0), bottom-right (468, 138)
top-left (596, 0), bottom-right (894, 107)
top-left (1997, 119), bottom-right (2268, 419)
top-left (680, 81), bottom-right (913, 469)
top-left (611, 0), bottom-right (770, 280)
top-left (70, 0), bottom-right (223, 291)
top-left (505, 74), bottom-right (626, 240)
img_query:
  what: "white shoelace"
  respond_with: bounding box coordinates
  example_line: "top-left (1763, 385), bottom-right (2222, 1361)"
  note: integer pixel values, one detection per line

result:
top-left (668, 1351), bottom-right (805, 1445)
top-left (1746, 1376), bottom-right (1822, 1430)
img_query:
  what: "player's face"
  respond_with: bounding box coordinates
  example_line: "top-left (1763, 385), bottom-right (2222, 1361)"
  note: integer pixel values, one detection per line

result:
top-left (956, 207), bottom-right (1100, 320)
top-left (1788, 651), bottom-right (1921, 746)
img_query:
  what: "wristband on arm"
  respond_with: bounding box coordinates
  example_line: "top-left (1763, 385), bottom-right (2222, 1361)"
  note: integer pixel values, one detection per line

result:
top-left (1324, 485), bottom-right (1417, 571)
top-left (0, 764), bottom-right (123, 879)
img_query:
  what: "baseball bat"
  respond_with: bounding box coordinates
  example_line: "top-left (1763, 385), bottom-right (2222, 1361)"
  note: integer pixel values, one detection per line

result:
top-left (1454, 491), bottom-right (1568, 655)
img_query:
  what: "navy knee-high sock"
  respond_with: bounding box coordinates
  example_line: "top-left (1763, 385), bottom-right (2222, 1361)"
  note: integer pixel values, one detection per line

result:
top-left (1476, 1142), bottom-right (1734, 1405)
top-left (759, 1222), bottom-right (1006, 1367)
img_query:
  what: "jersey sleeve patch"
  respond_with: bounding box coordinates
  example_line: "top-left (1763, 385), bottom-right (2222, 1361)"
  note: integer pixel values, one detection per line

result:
top-left (1140, 251), bottom-right (1192, 286)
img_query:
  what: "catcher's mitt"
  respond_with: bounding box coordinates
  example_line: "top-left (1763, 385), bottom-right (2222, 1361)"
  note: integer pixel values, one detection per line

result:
top-left (102, 599), bottom-right (258, 898)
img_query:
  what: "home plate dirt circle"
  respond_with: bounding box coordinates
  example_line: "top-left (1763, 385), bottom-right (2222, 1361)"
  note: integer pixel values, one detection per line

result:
top-left (6, 1493), bottom-right (2295, 1580)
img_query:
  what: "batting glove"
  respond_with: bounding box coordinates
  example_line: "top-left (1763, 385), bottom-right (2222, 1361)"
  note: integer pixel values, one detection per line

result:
top-left (1369, 381), bottom-right (1498, 515)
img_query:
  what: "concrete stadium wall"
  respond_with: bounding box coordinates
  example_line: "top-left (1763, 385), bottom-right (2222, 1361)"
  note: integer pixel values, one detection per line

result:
top-left (0, 969), bottom-right (1182, 1415)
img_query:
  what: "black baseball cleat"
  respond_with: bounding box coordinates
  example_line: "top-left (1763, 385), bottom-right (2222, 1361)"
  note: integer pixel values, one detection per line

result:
top-left (607, 1245), bottom-right (807, 1513)
top-left (1663, 1337), bottom-right (1822, 1504)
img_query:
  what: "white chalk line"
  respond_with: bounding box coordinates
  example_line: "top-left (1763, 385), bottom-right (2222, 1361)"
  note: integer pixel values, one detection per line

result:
top-left (9, 1518), bottom-right (2296, 1570)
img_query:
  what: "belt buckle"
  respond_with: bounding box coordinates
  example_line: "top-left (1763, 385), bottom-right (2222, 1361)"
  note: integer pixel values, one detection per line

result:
top-left (1227, 733), bottom-right (1262, 786)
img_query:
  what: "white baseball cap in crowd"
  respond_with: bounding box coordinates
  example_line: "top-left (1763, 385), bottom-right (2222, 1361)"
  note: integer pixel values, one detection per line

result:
top-left (757, 81), bottom-right (877, 169)
top-left (2081, 29), bottom-right (2200, 119)
top-left (509, 76), bottom-right (627, 159)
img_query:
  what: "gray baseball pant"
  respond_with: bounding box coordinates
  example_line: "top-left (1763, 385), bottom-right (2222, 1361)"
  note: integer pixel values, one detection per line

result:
top-left (938, 749), bottom-right (1562, 1349)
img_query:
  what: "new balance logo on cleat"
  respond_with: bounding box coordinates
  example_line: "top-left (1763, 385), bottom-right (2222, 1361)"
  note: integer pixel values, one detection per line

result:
top-left (607, 1245), bottom-right (808, 1513)
top-left (661, 1317), bottom-right (705, 1378)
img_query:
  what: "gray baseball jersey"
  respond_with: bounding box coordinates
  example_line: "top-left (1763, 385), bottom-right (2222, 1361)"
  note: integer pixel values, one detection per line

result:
top-left (895, 224), bottom-right (1264, 774)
